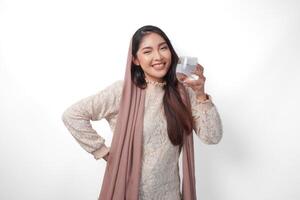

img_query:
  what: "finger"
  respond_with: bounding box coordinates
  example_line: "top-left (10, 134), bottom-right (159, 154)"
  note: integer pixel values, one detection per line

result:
top-left (193, 64), bottom-right (204, 76)
top-left (184, 76), bottom-right (206, 86)
top-left (193, 70), bottom-right (203, 77)
top-left (176, 72), bottom-right (188, 81)
top-left (194, 64), bottom-right (203, 71)
top-left (197, 64), bottom-right (204, 73)
top-left (197, 63), bottom-right (204, 69)
top-left (184, 78), bottom-right (202, 86)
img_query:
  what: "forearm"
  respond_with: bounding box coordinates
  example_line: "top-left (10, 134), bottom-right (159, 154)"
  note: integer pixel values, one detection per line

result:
top-left (193, 96), bottom-right (223, 144)
top-left (62, 105), bottom-right (109, 160)
top-left (61, 81), bottom-right (123, 160)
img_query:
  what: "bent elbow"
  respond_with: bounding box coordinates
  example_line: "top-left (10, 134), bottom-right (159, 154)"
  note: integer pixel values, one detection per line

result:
top-left (61, 108), bottom-right (71, 125)
top-left (200, 128), bottom-right (223, 145)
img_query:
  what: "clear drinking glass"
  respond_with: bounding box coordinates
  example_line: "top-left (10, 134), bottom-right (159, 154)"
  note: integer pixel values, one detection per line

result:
top-left (176, 56), bottom-right (199, 81)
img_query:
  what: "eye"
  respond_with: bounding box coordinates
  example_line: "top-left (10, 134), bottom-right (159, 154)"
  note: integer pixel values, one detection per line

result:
top-left (161, 46), bottom-right (168, 50)
top-left (143, 51), bottom-right (151, 54)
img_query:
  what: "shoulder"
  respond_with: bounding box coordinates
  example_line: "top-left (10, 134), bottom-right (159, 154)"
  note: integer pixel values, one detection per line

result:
top-left (102, 79), bottom-right (124, 94)
top-left (88, 80), bottom-right (124, 102)
top-left (105, 80), bottom-right (124, 103)
top-left (106, 79), bottom-right (124, 88)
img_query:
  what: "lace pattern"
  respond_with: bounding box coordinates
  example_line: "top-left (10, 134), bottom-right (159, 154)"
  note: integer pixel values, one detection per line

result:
top-left (61, 80), bottom-right (223, 199)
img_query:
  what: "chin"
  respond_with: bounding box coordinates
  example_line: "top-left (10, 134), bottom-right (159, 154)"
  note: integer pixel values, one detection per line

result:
top-left (153, 72), bottom-right (168, 79)
top-left (152, 67), bottom-right (169, 75)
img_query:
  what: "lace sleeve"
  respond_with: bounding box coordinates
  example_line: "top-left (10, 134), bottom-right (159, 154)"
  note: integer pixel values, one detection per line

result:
top-left (61, 80), bottom-right (123, 159)
top-left (185, 86), bottom-right (223, 144)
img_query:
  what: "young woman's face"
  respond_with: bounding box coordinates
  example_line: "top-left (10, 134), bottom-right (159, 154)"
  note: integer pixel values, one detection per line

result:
top-left (133, 32), bottom-right (172, 83)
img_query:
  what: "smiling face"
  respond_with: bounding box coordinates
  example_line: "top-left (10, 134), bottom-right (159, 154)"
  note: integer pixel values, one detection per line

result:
top-left (132, 32), bottom-right (172, 83)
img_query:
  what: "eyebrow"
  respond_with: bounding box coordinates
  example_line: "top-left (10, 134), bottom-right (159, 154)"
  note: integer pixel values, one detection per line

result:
top-left (141, 42), bottom-right (167, 50)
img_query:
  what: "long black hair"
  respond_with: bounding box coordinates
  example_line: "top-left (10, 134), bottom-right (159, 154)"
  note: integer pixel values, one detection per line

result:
top-left (131, 25), bottom-right (193, 146)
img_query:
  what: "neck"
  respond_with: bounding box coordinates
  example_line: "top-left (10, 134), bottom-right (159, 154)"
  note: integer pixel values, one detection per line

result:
top-left (145, 77), bottom-right (166, 87)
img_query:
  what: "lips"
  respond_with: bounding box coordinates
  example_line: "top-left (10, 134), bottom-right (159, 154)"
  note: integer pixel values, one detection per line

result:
top-left (152, 62), bottom-right (165, 69)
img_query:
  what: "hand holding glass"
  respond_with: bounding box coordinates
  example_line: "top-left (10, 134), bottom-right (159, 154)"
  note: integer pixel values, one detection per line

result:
top-left (176, 56), bottom-right (199, 82)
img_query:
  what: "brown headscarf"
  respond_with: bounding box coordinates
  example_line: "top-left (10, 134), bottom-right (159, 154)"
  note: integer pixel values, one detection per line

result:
top-left (98, 37), bottom-right (197, 200)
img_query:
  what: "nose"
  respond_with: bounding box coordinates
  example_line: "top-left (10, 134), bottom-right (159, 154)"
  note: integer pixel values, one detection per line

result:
top-left (153, 50), bottom-right (163, 60)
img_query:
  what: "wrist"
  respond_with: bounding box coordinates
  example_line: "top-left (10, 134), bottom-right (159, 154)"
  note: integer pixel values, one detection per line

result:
top-left (91, 145), bottom-right (110, 160)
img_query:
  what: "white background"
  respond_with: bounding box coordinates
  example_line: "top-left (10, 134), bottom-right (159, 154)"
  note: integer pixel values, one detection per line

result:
top-left (1, 0), bottom-right (299, 199)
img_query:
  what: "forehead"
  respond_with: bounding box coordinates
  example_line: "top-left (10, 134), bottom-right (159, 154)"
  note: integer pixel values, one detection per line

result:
top-left (139, 32), bottom-right (166, 48)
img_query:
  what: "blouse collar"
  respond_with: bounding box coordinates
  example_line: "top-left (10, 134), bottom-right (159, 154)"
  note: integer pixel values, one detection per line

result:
top-left (145, 77), bottom-right (166, 87)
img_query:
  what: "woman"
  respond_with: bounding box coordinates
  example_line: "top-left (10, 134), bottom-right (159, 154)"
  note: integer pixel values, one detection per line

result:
top-left (62, 25), bottom-right (223, 200)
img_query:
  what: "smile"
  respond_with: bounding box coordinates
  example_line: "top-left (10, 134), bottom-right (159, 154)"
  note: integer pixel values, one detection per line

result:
top-left (152, 62), bottom-right (165, 69)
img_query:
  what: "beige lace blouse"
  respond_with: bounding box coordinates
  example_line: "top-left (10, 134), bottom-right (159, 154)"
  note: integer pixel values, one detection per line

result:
top-left (62, 80), bottom-right (223, 200)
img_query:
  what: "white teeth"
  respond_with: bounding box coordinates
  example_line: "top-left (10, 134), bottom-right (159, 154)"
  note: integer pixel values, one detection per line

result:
top-left (153, 63), bottom-right (164, 67)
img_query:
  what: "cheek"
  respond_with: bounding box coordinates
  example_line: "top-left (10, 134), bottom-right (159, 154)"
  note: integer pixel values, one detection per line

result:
top-left (137, 54), bottom-right (151, 66)
top-left (163, 51), bottom-right (172, 61)
top-left (139, 62), bottom-right (150, 72)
